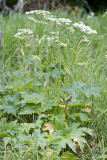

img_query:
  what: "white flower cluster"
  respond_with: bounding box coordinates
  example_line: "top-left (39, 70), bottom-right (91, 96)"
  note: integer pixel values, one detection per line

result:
top-left (66, 26), bottom-right (75, 33)
top-left (55, 40), bottom-right (67, 47)
top-left (28, 16), bottom-right (47, 24)
top-left (81, 35), bottom-right (90, 42)
top-left (26, 10), bottom-right (72, 26)
top-left (46, 36), bottom-right (58, 42)
top-left (58, 18), bottom-right (72, 23)
top-left (46, 16), bottom-right (72, 25)
top-left (36, 35), bottom-right (47, 44)
top-left (14, 29), bottom-right (33, 39)
top-left (35, 35), bottom-right (58, 45)
top-left (43, 36), bottom-right (58, 46)
top-left (26, 10), bottom-right (51, 16)
top-left (18, 29), bottom-right (33, 34)
top-left (45, 16), bottom-right (58, 22)
top-left (73, 22), bottom-right (97, 34)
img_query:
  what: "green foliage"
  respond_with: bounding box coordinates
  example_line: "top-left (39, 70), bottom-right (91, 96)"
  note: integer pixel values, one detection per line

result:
top-left (61, 151), bottom-right (79, 160)
top-left (0, 82), bottom-right (96, 159)
top-left (0, 10), bottom-right (107, 160)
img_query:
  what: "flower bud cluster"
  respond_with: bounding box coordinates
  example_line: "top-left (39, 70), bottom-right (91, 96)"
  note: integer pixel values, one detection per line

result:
top-left (14, 29), bottom-right (33, 39)
top-left (73, 22), bottom-right (97, 34)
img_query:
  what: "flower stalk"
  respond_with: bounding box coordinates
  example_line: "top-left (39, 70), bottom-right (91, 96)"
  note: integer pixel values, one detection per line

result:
top-left (65, 96), bottom-right (72, 120)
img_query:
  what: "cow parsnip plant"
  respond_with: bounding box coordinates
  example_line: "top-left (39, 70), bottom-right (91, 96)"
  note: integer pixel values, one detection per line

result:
top-left (0, 10), bottom-right (101, 160)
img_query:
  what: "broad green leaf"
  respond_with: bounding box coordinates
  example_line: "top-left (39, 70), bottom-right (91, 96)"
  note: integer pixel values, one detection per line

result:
top-left (66, 140), bottom-right (76, 153)
top-left (51, 122), bottom-right (93, 153)
top-left (20, 92), bottom-right (45, 104)
top-left (52, 137), bottom-right (67, 153)
top-left (79, 113), bottom-right (91, 122)
top-left (71, 113), bottom-right (91, 122)
top-left (73, 81), bottom-right (99, 97)
top-left (82, 85), bottom-right (100, 97)
top-left (18, 107), bottom-right (36, 115)
top-left (19, 123), bottom-right (36, 134)
top-left (32, 129), bottom-right (48, 149)
top-left (41, 100), bottom-right (58, 112)
top-left (51, 68), bottom-right (61, 79)
top-left (35, 114), bottom-right (47, 128)
top-left (3, 137), bottom-right (12, 146)
top-left (64, 81), bottom-right (99, 99)
top-left (61, 151), bottom-right (79, 160)
top-left (1, 104), bottom-right (17, 115)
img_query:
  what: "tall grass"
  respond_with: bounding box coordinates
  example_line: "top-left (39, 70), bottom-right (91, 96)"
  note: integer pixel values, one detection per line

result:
top-left (0, 10), bottom-right (107, 159)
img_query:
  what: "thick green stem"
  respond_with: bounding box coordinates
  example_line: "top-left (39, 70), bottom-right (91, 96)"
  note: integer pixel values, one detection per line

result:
top-left (73, 34), bottom-right (83, 63)
top-left (57, 79), bottom-right (60, 104)
top-left (65, 104), bottom-right (68, 120)
top-left (60, 48), bottom-right (62, 69)
top-left (39, 42), bottom-right (42, 72)
top-left (45, 88), bottom-right (49, 100)
top-left (37, 24), bottom-right (42, 72)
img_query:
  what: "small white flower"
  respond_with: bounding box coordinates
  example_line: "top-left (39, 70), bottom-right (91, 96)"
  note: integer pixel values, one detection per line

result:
top-left (45, 16), bottom-right (72, 25)
top-left (58, 18), bottom-right (72, 23)
top-left (81, 35), bottom-right (90, 42)
top-left (73, 22), bottom-right (97, 34)
top-left (26, 10), bottom-right (51, 15)
top-left (66, 27), bottom-right (75, 33)
top-left (46, 16), bottom-right (58, 22)
top-left (59, 104), bottom-right (65, 108)
top-left (46, 36), bottom-right (58, 42)
top-left (18, 29), bottom-right (33, 34)
top-left (57, 18), bottom-right (72, 25)
top-left (37, 35), bottom-right (47, 44)
top-left (65, 23), bottom-right (70, 25)
top-left (14, 29), bottom-right (33, 39)
top-left (26, 10), bottom-right (72, 26)
top-left (14, 32), bottom-right (23, 38)
top-left (55, 40), bottom-right (67, 47)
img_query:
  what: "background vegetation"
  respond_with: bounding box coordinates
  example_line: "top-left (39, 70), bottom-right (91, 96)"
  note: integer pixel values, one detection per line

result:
top-left (0, 0), bottom-right (107, 13)
top-left (0, 7), bottom-right (107, 160)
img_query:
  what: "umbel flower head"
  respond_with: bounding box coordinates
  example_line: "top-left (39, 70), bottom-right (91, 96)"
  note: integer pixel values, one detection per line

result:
top-left (17, 29), bottom-right (33, 34)
top-left (26, 10), bottom-right (52, 23)
top-left (14, 29), bottom-right (33, 39)
top-left (45, 16), bottom-right (72, 25)
top-left (26, 10), bottom-right (72, 26)
top-left (73, 22), bottom-right (97, 34)
top-left (26, 10), bottom-right (51, 16)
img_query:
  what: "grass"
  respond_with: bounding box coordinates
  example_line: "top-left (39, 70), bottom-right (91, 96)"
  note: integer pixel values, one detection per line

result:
top-left (0, 10), bottom-right (107, 160)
